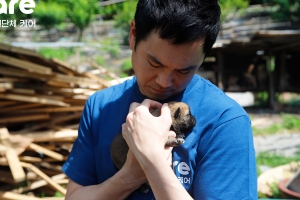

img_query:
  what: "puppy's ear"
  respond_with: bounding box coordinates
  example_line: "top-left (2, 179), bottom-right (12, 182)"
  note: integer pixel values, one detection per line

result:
top-left (174, 107), bottom-right (181, 119)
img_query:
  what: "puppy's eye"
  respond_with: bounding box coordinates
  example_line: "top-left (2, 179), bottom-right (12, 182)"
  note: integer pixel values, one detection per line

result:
top-left (174, 107), bottom-right (181, 119)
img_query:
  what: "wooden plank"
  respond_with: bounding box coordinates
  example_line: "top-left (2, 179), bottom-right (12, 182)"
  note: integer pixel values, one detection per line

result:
top-left (15, 129), bottom-right (78, 142)
top-left (0, 54), bottom-right (52, 74)
top-left (19, 156), bottom-right (42, 163)
top-left (0, 113), bottom-right (50, 124)
top-left (0, 128), bottom-right (26, 183)
top-left (88, 59), bottom-right (121, 79)
top-left (0, 77), bottom-right (28, 83)
top-left (0, 191), bottom-right (43, 200)
top-left (5, 149), bottom-right (26, 182)
top-left (0, 133), bottom-right (32, 155)
top-left (39, 162), bottom-right (62, 172)
top-left (0, 101), bottom-right (18, 107)
top-left (0, 103), bottom-right (42, 113)
top-left (0, 83), bottom-right (13, 89)
top-left (56, 65), bottom-right (74, 76)
top-left (0, 66), bottom-right (51, 81)
top-left (29, 143), bottom-right (64, 161)
top-left (0, 167), bottom-right (16, 185)
top-left (15, 173), bottom-right (66, 193)
top-left (0, 43), bottom-right (41, 58)
top-left (12, 106), bottom-right (84, 113)
top-left (0, 93), bottom-right (69, 107)
top-left (21, 162), bottom-right (67, 195)
top-left (46, 80), bottom-right (72, 88)
top-left (82, 71), bottom-right (111, 88)
top-left (16, 112), bottom-right (82, 132)
top-left (10, 88), bottom-right (36, 95)
top-left (50, 58), bottom-right (82, 76)
top-left (53, 73), bottom-right (100, 85)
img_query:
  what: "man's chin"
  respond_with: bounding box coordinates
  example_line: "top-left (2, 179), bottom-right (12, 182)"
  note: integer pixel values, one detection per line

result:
top-left (140, 87), bottom-right (178, 101)
top-left (143, 91), bottom-right (175, 101)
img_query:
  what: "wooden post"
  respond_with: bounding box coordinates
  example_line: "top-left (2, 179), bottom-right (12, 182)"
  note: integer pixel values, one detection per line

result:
top-left (279, 51), bottom-right (286, 92)
top-left (0, 128), bottom-right (26, 183)
top-left (216, 51), bottom-right (224, 90)
top-left (266, 52), bottom-right (276, 109)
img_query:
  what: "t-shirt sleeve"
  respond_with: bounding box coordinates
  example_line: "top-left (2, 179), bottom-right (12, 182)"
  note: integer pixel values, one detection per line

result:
top-left (62, 97), bottom-right (98, 186)
top-left (193, 115), bottom-right (257, 200)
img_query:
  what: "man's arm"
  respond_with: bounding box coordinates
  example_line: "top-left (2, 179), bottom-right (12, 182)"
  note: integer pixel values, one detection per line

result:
top-left (122, 99), bottom-right (193, 200)
top-left (65, 149), bottom-right (147, 200)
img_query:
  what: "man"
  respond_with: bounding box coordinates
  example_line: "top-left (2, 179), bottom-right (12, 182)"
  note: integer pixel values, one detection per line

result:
top-left (63, 0), bottom-right (257, 199)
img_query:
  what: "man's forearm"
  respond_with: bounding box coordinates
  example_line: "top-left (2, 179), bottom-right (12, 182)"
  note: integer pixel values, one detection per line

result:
top-left (141, 155), bottom-right (193, 200)
top-left (65, 169), bottom-right (143, 200)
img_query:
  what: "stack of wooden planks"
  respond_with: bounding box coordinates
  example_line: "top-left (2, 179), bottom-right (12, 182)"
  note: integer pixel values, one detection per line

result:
top-left (0, 43), bottom-right (120, 199)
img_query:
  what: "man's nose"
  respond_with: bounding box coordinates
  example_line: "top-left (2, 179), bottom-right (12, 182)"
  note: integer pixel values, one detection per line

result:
top-left (156, 70), bottom-right (173, 88)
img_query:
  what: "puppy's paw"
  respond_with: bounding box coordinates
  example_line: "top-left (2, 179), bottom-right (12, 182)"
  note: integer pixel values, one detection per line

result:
top-left (166, 137), bottom-right (185, 147)
top-left (140, 182), bottom-right (151, 193)
top-left (176, 138), bottom-right (185, 145)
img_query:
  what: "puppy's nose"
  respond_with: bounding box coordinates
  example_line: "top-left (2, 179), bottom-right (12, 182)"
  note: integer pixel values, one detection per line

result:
top-left (190, 115), bottom-right (196, 127)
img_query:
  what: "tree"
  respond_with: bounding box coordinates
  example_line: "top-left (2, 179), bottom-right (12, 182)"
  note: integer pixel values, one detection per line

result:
top-left (58, 0), bottom-right (100, 41)
top-left (219, 0), bottom-right (250, 22)
top-left (268, 0), bottom-right (300, 21)
top-left (113, 0), bottom-right (138, 45)
top-left (33, 2), bottom-right (66, 30)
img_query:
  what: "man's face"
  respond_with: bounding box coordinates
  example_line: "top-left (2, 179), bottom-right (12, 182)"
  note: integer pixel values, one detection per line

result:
top-left (129, 22), bottom-right (205, 100)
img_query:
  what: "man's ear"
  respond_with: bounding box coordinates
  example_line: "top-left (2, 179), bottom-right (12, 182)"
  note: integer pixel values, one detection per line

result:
top-left (129, 20), bottom-right (136, 50)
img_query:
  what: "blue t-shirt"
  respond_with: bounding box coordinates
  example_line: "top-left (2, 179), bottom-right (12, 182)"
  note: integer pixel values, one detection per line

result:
top-left (63, 75), bottom-right (257, 199)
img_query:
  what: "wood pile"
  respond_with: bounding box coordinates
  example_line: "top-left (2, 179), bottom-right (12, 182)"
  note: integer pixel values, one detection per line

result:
top-left (0, 43), bottom-right (121, 199)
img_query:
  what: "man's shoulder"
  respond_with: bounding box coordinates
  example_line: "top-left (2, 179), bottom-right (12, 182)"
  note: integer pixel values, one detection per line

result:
top-left (187, 75), bottom-right (248, 120)
top-left (89, 76), bottom-right (136, 101)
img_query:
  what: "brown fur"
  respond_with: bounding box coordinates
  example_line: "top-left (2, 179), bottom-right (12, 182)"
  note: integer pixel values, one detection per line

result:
top-left (110, 101), bottom-right (196, 192)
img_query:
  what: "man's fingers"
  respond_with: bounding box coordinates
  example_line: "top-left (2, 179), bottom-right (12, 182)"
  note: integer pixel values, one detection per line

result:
top-left (129, 102), bottom-right (140, 113)
top-left (140, 99), bottom-right (162, 110)
top-left (168, 131), bottom-right (176, 138)
top-left (160, 103), bottom-right (171, 119)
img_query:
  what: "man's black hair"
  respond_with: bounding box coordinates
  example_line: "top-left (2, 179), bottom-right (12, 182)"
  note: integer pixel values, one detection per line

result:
top-left (134, 0), bottom-right (221, 55)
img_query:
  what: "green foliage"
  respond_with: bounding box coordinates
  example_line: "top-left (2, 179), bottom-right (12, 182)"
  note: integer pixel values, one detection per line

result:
top-left (120, 58), bottom-right (133, 77)
top-left (252, 124), bottom-right (281, 136)
top-left (99, 3), bottom-right (123, 20)
top-left (256, 150), bottom-right (300, 169)
top-left (219, 0), bottom-right (250, 22)
top-left (269, 0), bottom-right (300, 21)
top-left (64, 0), bottom-right (99, 30)
top-left (266, 56), bottom-right (276, 72)
top-left (252, 114), bottom-right (300, 136)
top-left (54, 191), bottom-right (64, 197)
top-left (254, 92), bottom-right (269, 106)
top-left (100, 37), bottom-right (120, 58)
top-left (99, 0), bottom-right (138, 45)
top-left (278, 93), bottom-right (300, 106)
top-left (33, 2), bottom-right (66, 30)
top-left (257, 181), bottom-right (281, 198)
top-left (113, 0), bottom-right (137, 31)
top-left (38, 47), bottom-right (75, 61)
top-left (282, 114), bottom-right (300, 130)
top-left (56, 0), bottom-right (100, 41)
top-left (94, 56), bottom-right (106, 66)
top-left (256, 150), bottom-right (300, 198)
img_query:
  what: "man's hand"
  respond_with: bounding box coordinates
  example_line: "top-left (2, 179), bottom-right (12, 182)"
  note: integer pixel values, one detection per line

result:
top-left (122, 99), bottom-right (174, 168)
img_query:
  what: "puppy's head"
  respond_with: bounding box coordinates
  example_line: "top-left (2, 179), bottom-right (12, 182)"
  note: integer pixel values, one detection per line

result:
top-left (167, 101), bottom-right (196, 134)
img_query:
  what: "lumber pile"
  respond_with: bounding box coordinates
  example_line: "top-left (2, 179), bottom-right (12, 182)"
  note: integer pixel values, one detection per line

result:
top-left (0, 43), bottom-right (121, 199)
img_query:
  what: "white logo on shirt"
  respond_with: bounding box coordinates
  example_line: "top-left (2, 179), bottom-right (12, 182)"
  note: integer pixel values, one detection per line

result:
top-left (173, 161), bottom-right (191, 184)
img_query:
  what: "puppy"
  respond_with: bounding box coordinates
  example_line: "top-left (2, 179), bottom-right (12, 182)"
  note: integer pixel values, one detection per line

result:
top-left (110, 101), bottom-right (196, 193)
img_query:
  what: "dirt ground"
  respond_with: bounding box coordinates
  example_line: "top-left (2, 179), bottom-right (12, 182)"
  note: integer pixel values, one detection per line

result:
top-left (245, 107), bottom-right (300, 130)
